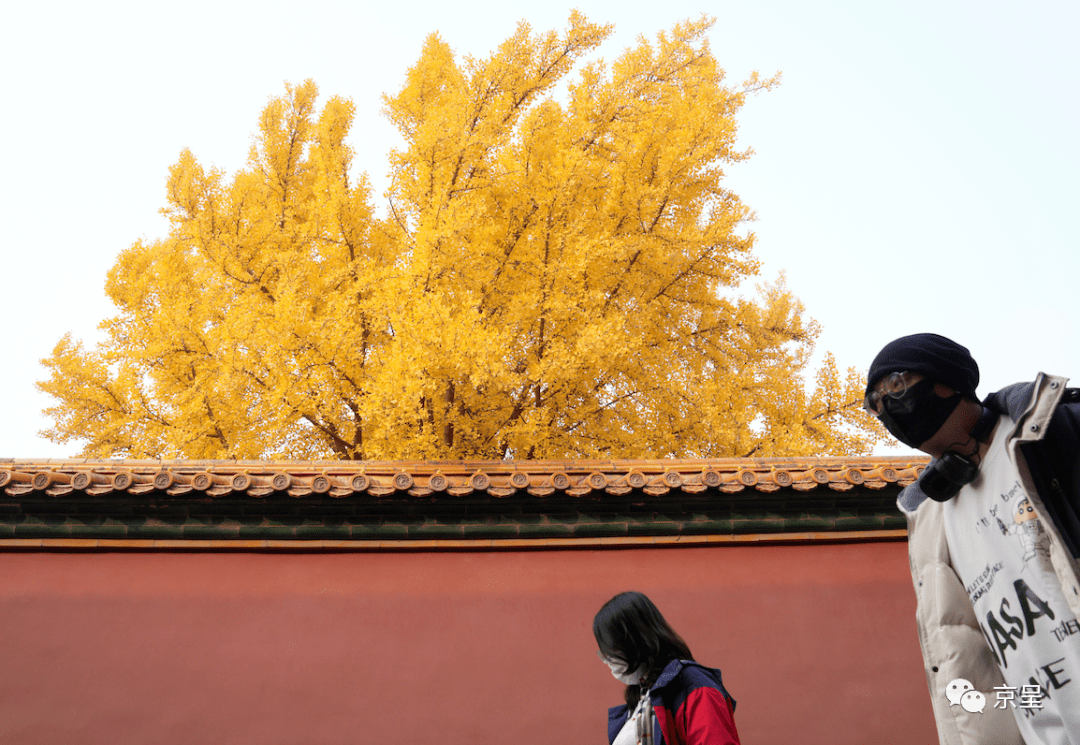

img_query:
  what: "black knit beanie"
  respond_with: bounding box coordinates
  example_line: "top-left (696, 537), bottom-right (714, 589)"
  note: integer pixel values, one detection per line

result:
top-left (866, 333), bottom-right (979, 401)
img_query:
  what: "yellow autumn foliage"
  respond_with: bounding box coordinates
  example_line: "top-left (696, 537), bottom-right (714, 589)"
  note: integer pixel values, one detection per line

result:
top-left (38, 14), bottom-right (882, 460)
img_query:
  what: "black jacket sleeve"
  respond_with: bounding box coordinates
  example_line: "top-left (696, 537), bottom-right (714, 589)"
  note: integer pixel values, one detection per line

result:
top-left (1020, 395), bottom-right (1080, 558)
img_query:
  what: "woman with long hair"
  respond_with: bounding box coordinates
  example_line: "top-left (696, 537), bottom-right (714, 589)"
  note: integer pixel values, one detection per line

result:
top-left (594, 591), bottom-right (740, 745)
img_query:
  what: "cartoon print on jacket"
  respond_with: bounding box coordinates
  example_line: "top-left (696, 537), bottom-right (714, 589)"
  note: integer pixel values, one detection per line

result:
top-left (997, 498), bottom-right (1051, 566)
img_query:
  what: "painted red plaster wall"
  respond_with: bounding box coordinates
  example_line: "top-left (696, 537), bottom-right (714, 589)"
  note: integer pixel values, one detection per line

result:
top-left (0, 542), bottom-right (934, 744)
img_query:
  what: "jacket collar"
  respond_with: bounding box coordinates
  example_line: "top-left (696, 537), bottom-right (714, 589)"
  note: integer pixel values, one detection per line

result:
top-left (652, 658), bottom-right (686, 690)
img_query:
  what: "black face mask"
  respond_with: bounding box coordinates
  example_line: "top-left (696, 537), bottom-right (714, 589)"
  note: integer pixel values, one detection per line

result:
top-left (877, 378), bottom-right (962, 449)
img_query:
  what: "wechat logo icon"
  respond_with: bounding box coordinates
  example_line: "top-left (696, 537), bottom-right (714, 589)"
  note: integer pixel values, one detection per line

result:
top-left (945, 678), bottom-right (986, 713)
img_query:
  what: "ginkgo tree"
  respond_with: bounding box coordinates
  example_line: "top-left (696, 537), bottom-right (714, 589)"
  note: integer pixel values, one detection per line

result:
top-left (38, 13), bottom-right (882, 460)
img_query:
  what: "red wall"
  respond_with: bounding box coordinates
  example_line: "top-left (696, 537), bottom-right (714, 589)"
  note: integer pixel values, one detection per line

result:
top-left (0, 542), bottom-right (935, 744)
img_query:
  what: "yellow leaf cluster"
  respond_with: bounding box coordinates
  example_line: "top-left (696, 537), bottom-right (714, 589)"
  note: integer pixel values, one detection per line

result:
top-left (38, 15), bottom-right (884, 460)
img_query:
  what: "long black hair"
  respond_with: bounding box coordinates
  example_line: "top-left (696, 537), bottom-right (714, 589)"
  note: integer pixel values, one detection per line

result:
top-left (593, 591), bottom-right (693, 708)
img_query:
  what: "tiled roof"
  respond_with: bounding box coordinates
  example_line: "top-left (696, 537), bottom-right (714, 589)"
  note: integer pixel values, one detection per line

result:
top-left (0, 456), bottom-right (925, 497)
top-left (0, 456), bottom-right (925, 549)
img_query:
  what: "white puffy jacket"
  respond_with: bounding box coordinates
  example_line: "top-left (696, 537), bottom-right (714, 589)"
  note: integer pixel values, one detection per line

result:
top-left (900, 373), bottom-right (1080, 745)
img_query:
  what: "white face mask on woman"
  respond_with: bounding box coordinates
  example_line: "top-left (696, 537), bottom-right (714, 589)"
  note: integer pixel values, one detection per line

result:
top-left (599, 653), bottom-right (647, 685)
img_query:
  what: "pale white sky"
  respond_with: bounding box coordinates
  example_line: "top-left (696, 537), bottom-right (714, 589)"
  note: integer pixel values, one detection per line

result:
top-left (2, 0), bottom-right (1077, 458)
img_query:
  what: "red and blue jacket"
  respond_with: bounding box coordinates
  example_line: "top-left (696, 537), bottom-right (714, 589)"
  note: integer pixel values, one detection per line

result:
top-left (606, 659), bottom-right (740, 745)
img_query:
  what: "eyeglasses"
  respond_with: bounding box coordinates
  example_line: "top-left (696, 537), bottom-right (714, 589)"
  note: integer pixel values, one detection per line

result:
top-left (864, 371), bottom-right (917, 416)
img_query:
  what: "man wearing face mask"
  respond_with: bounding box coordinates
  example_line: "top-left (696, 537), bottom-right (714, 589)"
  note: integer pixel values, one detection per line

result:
top-left (865, 333), bottom-right (1080, 745)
